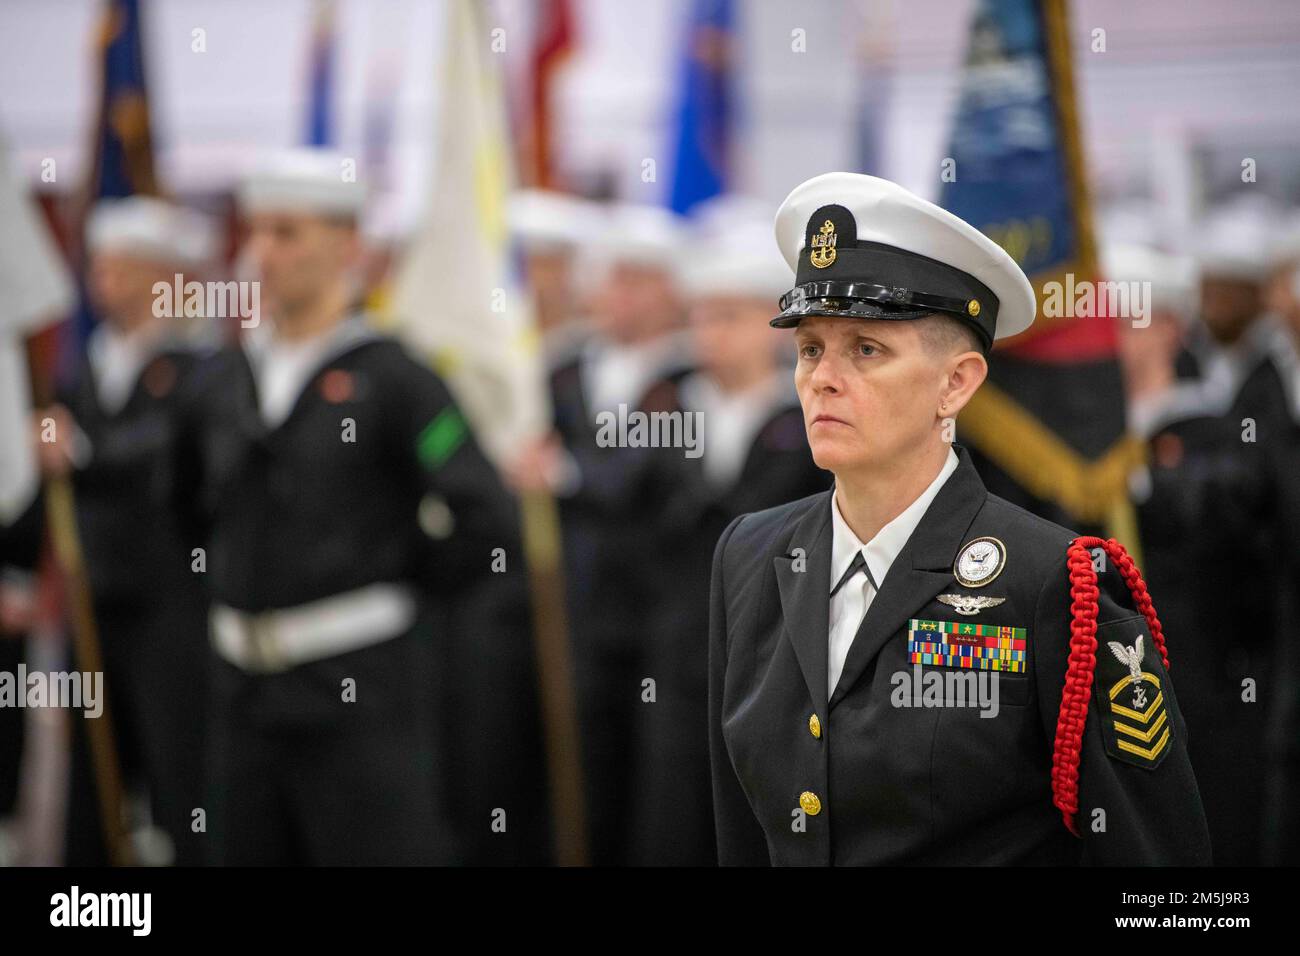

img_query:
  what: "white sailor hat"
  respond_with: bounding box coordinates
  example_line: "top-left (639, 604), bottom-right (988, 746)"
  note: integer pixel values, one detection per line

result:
top-left (1103, 242), bottom-right (1197, 322)
top-left (509, 189), bottom-right (599, 252)
top-left (1099, 200), bottom-right (1167, 249)
top-left (679, 201), bottom-right (792, 301)
top-left (588, 202), bottom-right (686, 271)
top-left (690, 194), bottom-right (778, 242)
top-left (237, 148), bottom-right (366, 218)
top-left (87, 196), bottom-right (216, 267)
top-left (1267, 210), bottom-right (1300, 271)
top-left (771, 172), bottom-right (1036, 351)
top-left (1188, 197), bottom-right (1276, 281)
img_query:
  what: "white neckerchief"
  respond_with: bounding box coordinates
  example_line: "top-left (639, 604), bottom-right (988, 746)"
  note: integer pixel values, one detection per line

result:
top-left (244, 316), bottom-right (371, 428)
top-left (826, 446), bottom-right (959, 699)
top-left (1129, 316), bottom-right (1279, 438)
top-left (678, 371), bottom-right (796, 490)
top-left (580, 332), bottom-right (687, 421)
top-left (88, 320), bottom-right (166, 415)
top-left (1265, 321), bottom-right (1300, 424)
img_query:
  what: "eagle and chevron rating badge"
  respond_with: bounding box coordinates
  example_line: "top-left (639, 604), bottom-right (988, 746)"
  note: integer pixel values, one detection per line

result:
top-left (1096, 627), bottom-right (1172, 769)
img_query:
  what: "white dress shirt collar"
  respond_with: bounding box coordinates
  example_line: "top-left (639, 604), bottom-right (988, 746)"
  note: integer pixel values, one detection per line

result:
top-left (87, 319), bottom-right (169, 415)
top-left (829, 446), bottom-right (960, 596)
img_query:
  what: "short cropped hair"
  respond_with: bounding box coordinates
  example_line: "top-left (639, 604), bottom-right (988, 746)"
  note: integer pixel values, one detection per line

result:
top-left (916, 313), bottom-right (984, 357)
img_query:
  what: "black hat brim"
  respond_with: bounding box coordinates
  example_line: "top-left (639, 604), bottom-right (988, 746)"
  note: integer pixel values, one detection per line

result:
top-left (769, 300), bottom-right (933, 329)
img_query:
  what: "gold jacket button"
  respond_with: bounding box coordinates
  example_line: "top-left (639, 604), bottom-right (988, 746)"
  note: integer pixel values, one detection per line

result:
top-left (808, 713), bottom-right (822, 738)
top-left (799, 791), bottom-right (822, 816)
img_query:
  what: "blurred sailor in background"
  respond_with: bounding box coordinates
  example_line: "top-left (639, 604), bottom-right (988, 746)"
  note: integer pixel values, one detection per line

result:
top-left (628, 203), bottom-right (828, 865)
top-left (1260, 222), bottom-right (1300, 863)
top-left (35, 196), bottom-right (214, 866)
top-left (178, 149), bottom-right (517, 864)
top-left (1121, 200), bottom-right (1289, 865)
top-left (0, 507), bottom-right (41, 865)
top-left (1177, 200), bottom-right (1284, 414)
top-left (1, 129), bottom-right (74, 865)
top-left (508, 189), bottom-right (597, 371)
top-left (538, 202), bottom-right (692, 865)
top-left (1108, 243), bottom-right (1198, 437)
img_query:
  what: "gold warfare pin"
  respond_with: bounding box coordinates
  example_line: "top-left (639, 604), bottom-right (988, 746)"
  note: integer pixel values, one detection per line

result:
top-left (937, 593), bottom-right (1006, 616)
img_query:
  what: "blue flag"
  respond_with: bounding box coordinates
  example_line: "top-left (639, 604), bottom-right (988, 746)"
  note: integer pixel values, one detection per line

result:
top-left (90, 0), bottom-right (156, 199)
top-left (938, 0), bottom-right (1136, 540)
top-left (667, 0), bottom-right (734, 215)
top-left (938, 0), bottom-right (1093, 285)
top-left (68, 0), bottom-right (158, 377)
top-left (304, 0), bottom-right (337, 147)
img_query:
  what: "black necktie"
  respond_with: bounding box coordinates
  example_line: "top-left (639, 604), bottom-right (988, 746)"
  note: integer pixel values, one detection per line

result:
top-left (830, 550), bottom-right (879, 598)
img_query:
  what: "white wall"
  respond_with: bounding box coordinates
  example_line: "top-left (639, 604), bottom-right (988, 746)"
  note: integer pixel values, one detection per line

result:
top-left (2, 0), bottom-right (1298, 220)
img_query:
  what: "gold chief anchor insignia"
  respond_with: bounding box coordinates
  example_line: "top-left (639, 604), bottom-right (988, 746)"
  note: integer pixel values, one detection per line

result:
top-left (810, 219), bottom-right (838, 269)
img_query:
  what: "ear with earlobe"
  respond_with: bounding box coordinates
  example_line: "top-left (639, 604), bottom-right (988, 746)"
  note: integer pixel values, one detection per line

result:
top-left (937, 351), bottom-right (988, 418)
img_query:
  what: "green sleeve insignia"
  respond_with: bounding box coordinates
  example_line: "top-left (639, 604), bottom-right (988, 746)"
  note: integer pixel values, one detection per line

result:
top-left (416, 406), bottom-right (468, 471)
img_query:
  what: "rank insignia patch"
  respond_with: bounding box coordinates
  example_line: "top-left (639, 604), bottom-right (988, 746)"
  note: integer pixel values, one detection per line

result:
top-left (1093, 618), bottom-right (1172, 769)
top-left (907, 618), bottom-right (1027, 673)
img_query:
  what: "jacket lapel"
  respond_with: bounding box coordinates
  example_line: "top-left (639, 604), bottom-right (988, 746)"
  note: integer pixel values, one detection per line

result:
top-left (774, 493), bottom-right (834, 719)
top-left (828, 447), bottom-right (987, 711)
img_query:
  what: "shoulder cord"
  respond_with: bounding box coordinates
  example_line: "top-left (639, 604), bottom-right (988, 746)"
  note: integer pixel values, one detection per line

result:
top-left (1051, 536), bottom-right (1170, 836)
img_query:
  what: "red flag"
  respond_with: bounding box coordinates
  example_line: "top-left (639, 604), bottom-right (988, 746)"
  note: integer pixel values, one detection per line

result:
top-left (520, 0), bottom-right (575, 189)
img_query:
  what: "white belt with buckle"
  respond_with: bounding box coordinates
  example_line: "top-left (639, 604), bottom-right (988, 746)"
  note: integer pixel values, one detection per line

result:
top-left (211, 583), bottom-right (417, 673)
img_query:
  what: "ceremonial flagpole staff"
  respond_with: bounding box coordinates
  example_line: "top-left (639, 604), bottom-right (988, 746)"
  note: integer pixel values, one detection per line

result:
top-left (708, 172), bottom-right (1211, 866)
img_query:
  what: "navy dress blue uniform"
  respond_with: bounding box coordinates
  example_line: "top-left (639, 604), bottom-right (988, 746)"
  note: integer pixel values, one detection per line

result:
top-left (0, 497), bottom-right (42, 821)
top-left (437, 537), bottom-right (551, 865)
top-left (1134, 324), bottom-right (1287, 865)
top-left (1147, 324), bottom-right (1300, 865)
top-left (709, 172), bottom-right (1210, 866)
top-left (547, 346), bottom-right (693, 865)
top-left (1259, 338), bottom-right (1300, 863)
top-left (709, 444), bottom-right (1210, 864)
top-left (58, 341), bottom-right (211, 866)
top-left (629, 377), bottom-right (829, 865)
top-left (176, 317), bottom-right (518, 865)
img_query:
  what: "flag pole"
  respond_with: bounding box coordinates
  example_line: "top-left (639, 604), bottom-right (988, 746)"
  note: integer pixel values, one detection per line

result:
top-left (43, 475), bottom-right (135, 866)
top-left (391, 0), bottom-right (590, 865)
top-left (517, 488), bottom-right (588, 866)
top-left (26, 341), bottom-right (134, 866)
top-left (1043, 0), bottom-right (1146, 559)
